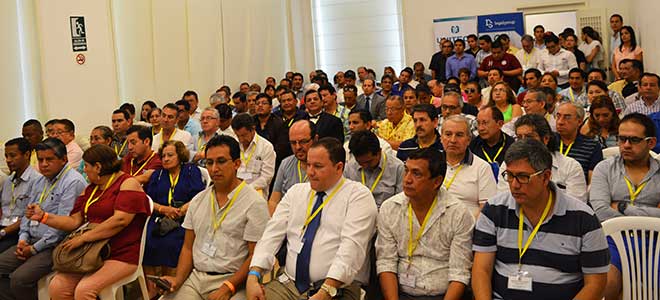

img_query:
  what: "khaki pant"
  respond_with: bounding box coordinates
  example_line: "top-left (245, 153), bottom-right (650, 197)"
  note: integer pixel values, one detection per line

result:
top-left (264, 273), bottom-right (361, 300)
top-left (162, 269), bottom-right (245, 300)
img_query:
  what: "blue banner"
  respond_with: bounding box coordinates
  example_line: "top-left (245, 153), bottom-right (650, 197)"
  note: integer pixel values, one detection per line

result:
top-left (477, 13), bottom-right (524, 35)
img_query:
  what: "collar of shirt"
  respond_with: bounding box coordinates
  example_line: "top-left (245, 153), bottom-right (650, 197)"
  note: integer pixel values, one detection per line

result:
top-left (317, 175), bottom-right (345, 195)
top-left (513, 181), bottom-right (568, 221)
top-left (477, 131), bottom-right (507, 150)
top-left (391, 188), bottom-right (457, 230)
top-left (448, 150), bottom-right (475, 167)
top-left (47, 163), bottom-right (71, 183)
top-left (357, 151), bottom-right (387, 173)
top-left (241, 135), bottom-right (258, 152)
top-left (11, 166), bottom-right (38, 184)
top-left (413, 131), bottom-right (442, 148)
top-left (309, 111), bottom-right (322, 119)
top-left (615, 154), bottom-right (660, 182)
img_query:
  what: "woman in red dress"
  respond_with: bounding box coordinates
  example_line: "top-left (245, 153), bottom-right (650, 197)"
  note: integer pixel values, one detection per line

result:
top-left (26, 144), bottom-right (151, 300)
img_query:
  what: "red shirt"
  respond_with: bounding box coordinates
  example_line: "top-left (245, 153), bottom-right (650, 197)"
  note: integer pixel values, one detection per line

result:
top-left (71, 174), bottom-right (151, 264)
top-left (479, 53), bottom-right (522, 87)
top-left (121, 152), bottom-right (162, 177)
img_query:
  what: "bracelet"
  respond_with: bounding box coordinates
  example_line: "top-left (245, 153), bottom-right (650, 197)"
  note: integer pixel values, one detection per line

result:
top-left (30, 246), bottom-right (37, 255)
top-left (248, 270), bottom-right (262, 281)
top-left (222, 280), bottom-right (236, 295)
top-left (40, 213), bottom-right (49, 224)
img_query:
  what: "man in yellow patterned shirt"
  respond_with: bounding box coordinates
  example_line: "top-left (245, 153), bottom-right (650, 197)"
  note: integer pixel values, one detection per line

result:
top-left (377, 96), bottom-right (415, 150)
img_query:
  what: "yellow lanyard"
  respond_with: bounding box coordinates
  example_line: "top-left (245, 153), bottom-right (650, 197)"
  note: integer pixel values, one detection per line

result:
top-left (10, 180), bottom-right (18, 211)
top-left (297, 160), bottom-right (308, 183)
top-left (569, 88), bottom-right (575, 103)
top-left (210, 181), bottom-right (246, 232)
top-left (83, 172), bottom-right (117, 220)
top-left (197, 134), bottom-right (212, 152)
top-left (624, 177), bottom-right (647, 206)
top-left (114, 139), bottom-right (127, 155)
top-left (522, 51), bottom-right (530, 65)
top-left (407, 196), bottom-right (438, 262)
top-left (241, 136), bottom-right (258, 167)
top-left (361, 153), bottom-right (387, 193)
top-left (559, 140), bottom-right (574, 156)
top-left (302, 178), bottom-right (345, 234)
top-left (152, 127), bottom-right (162, 136)
top-left (482, 135), bottom-right (506, 163)
top-left (162, 128), bottom-right (177, 143)
top-left (168, 170), bottom-right (180, 206)
top-left (130, 152), bottom-right (156, 176)
top-left (518, 192), bottom-right (553, 266)
top-left (38, 166), bottom-right (71, 204)
top-left (443, 164), bottom-right (464, 190)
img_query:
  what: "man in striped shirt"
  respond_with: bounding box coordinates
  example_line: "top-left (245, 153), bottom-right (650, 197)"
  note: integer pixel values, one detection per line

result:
top-left (472, 139), bottom-right (609, 300)
top-left (555, 102), bottom-right (603, 183)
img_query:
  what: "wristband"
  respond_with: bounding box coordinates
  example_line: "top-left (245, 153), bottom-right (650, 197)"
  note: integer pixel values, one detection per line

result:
top-left (222, 280), bottom-right (236, 295)
top-left (40, 213), bottom-right (49, 224)
top-left (30, 246), bottom-right (37, 255)
top-left (248, 270), bottom-right (262, 281)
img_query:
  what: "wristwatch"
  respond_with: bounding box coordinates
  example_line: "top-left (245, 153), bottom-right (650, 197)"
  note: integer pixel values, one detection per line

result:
top-left (617, 201), bottom-right (628, 214)
top-left (0, 229), bottom-right (5, 237)
top-left (320, 283), bottom-right (338, 298)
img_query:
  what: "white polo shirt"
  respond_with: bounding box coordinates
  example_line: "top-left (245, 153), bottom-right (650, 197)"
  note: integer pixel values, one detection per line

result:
top-left (443, 151), bottom-right (497, 217)
top-left (152, 128), bottom-right (194, 153)
top-left (237, 134), bottom-right (275, 199)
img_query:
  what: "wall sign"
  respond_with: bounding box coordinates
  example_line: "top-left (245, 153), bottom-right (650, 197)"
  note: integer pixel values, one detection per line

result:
top-left (70, 16), bottom-right (87, 52)
top-left (433, 12), bottom-right (525, 51)
top-left (76, 53), bottom-right (86, 65)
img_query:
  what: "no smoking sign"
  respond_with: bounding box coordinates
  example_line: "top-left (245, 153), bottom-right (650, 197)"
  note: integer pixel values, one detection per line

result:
top-left (76, 53), bottom-right (86, 65)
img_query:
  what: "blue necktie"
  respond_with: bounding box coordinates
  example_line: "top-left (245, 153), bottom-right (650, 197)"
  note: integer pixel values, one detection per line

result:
top-left (295, 191), bottom-right (326, 293)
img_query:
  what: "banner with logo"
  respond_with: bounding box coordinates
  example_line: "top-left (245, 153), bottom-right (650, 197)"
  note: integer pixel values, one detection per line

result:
top-left (432, 16), bottom-right (477, 52)
top-left (432, 12), bottom-right (525, 51)
top-left (477, 12), bottom-right (525, 49)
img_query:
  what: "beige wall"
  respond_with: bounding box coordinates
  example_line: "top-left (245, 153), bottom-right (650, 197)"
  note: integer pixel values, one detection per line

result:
top-left (401, 0), bottom-right (631, 70)
top-left (630, 0), bottom-right (660, 74)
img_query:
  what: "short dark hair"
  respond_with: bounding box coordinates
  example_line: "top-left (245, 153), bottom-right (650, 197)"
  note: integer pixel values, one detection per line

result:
top-left (163, 103), bottom-right (179, 114)
top-left (348, 130), bottom-right (381, 157)
top-left (467, 34), bottom-right (477, 40)
top-left (256, 93), bottom-right (272, 106)
top-left (232, 92), bottom-right (247, 103)
top-left (514, 114), bottom-right (558, 151)
top-left (481, 106), bottom-right (504, 122)
top-left (5, 137), bottom-right (31, 154)
top-left (504, 139), bottom-right (553, 172)
top-left (454, 39), bottom-right (465, 47)
top-left (304, 89), bottom-right (320, 101)
top-left (45, 119), bottom-right (57, 127)
top-left (543, 32), bottom-right (559, 44)
top-left (381, 74), bottom-right (394, 83)
top-left (35, 138), bottom-right (67, 159)
top-left (83, 145), bottom-right (122, 176)
top-left (216, 103), bottom-right (233, 119)
top-left (478, 35), bottom-right (492, 43)
top-left (53, 119), bottom-right (75, 133)
top-left (343, 84), bottom-right (358, 95)
top-left (348, 108), bottom-right (373, 124)
top-left (406, 148), bottom-right (447, 179)
top-left (126, 125), bottom-right (153, 146)
top-left (610, 14), bottom-right (623, 23)
top-left (620, 113), bottom-right (656, 138)
top-left (586, 80), bottom-right (609, 94)
top-left (310, 137), bottom-right (345, 167)
top-left (344, 70), bottom-right (356, 80)
top-left (401, 67), bottom-right (414, 76)
top-left (231, 113), bottom-right (256, 131)
top-left (524, 68), bottom-right (542, 79)
top-left (641, 72), bottom-right (660, 85)
top-left (569, 68), bottom-right (586, 79)
top-left (411, 104), bottom-right (438, 120)
top-left (113, 109), bottom-right (130, 121)
top-left (205, 134), bottom-right (240, 160)
top-left (489, 68), bottom-right (504, 78)
top-left (587, 68), bottom-right (607, 81)
top-left (534, 25), bottom-right (545, 32)
top-left (175, 99), bottom-right (191, 111)
top-left (491, 40), bottom-right (503, 49)
top-left (183, 90), bottom-right (199, 101)
top-left (93, 125), bottom-right (113, 140)
top-left (292, 72), bottom-right (304, 81)
top-left (23, 119), bottom-right (42, 131)
top-left (119, 103), bottom-right (136, 116)
top-left (318, 84), bottom-right (336, 95)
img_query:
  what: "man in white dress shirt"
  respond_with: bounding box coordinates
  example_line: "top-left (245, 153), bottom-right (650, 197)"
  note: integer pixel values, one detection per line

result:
top-left (246, 137), bottom-right (378, 300)
top-left (538, 33), bottom-right (578, 89)
top-left (152, 103), bottom-right (194, 153)
top-left (231, 113), bottom-right (275, 199)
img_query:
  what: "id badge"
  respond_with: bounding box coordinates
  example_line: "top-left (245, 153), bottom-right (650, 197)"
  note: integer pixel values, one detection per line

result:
top-left (489, 162), bottom-right (500, 183)
top-left (200, 241), bottom-right (217, 257)
top-left (237, 169), bottom-right (253, 181)
top-left (507, 270), bottom-right (532, 291)
top-left (399, 273), bottom-right (416, 287)
top-left (289, 238), bottom-right (304, 254)
top-left (30, 220), bottom-right (40, 227)
top-left (247, 160), bottom-right (262, 172)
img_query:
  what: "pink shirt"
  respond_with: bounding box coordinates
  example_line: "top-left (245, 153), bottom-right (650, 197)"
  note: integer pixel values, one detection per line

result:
top-left (613, 45), bottom-right (643, 68)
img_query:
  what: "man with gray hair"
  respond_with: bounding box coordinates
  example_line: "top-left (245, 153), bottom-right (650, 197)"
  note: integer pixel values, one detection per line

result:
top-left (503, 87), bottom-right (557, 136)
top-left (440, 114), bottom-right (497, 217)
top-left (472, 138), bottom-right (608, 300)
top-left (438, 91), bottom-right (479, 137)
top-left (556, 102), bottom-right (603, 182)
top-left (515, 35), bottom-right (542, 72)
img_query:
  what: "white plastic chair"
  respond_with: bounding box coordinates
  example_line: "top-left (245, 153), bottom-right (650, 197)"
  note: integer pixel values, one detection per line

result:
top-left (602, 216), bottom-right (660, 300)
top-left (602, 146), bottom-right (620, 159)
top-left (198, 166), bottom-right (211, 187)
top-left (97, 197), bottom-right (154, 300)
top-left (37, 272), bottom-right (55, 300)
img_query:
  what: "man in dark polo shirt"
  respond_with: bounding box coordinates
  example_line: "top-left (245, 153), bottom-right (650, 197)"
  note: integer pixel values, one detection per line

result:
top-left (555, 102), bottom-right (603, 183)
top-left (478, 40), bottom-right (523, 91)
top-left (397, 104), bottom-right (443, 161)
top-left (469, 107), bottom-right (513, 180)
top-left (472, 139), bottom-right (609, 300)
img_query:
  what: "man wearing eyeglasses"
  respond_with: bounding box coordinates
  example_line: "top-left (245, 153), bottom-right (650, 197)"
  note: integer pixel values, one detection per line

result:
top-left (504, 88), bottom-right (557, 137)
top-left (176, 99), bottom-right (203, 138)
top-left (589, 113), bottom-right (660, 300)
top-left (464, 81), bottom-right (483, 109)
top-left (51, 119), bottom-right (83, 170)
top-left (437, 92), bottom-right (479, 138)
top-left (377, 96), bottom-right (415, 150)
top-left (555, 102), bottom-right (603, 182)
top-left (429, 39), bottom-right (454, 82)
top-left (254, 93), bottom-right (291, 171)
top-left (473, 138), bottom-right (608, 300)
top-left (268, 120), bottom-right (317, 215)
top-left (470, 107), bottom-right (514, 179)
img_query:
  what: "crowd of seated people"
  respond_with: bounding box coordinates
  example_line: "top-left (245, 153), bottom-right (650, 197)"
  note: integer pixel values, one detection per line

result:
top-left (0, 13), bottom-right (658, 300)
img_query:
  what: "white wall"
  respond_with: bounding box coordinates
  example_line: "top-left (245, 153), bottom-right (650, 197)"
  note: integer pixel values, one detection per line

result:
top-left (630, 0), bottom-right (660, 73)
top-left (401, 0), bottom-right (631, 70)
top-left (0, 0), bottom-right (314, 142)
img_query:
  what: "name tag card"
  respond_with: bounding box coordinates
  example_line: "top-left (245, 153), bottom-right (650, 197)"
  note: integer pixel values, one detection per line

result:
top-left (508, 271), bottom-right (532, 291)
top-left (201, 241), bottom-right (217, 257)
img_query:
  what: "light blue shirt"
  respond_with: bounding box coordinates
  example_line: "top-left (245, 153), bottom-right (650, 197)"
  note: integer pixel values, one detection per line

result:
top-left (183, 118), bottom-right (202, 138)
top-left (0, 166), bottom-right (42, 220)
top-left (446, 53), bottom-right (478, 80)
top-left (18, 164), bottom-right (87, 252)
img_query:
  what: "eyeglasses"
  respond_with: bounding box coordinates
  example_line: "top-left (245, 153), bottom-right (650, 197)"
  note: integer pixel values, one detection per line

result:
top-left (501, 169), bottom-right (546, 184)
top-left (200, 116), bottom-right (218, 121)
top-left (617, 136), bottom-right (653, 145)
top-left (290, 138), bottom-right (312, 146)
top-left (385, 106), bottom-right (403, 112)
top-left (441, 105), bottom-right (460, 111)
top-left (464, 88), bottom-right (477, 94)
